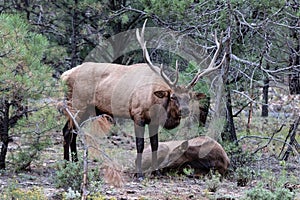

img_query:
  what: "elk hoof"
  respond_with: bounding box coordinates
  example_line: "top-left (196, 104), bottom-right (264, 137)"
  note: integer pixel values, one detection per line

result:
top-left (135, 173), bottom-right (144, 181)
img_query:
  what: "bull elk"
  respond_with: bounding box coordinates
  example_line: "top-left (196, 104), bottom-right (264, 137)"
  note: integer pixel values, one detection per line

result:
top-left (60, 20), bottom-right (225, 179)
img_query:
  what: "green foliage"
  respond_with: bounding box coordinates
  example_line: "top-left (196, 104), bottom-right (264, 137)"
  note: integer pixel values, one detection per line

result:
top-left (244, 186), bottom-right (275, 200)
top-left (2, 185), bottom-right (46, 200)
top-left (55, 159), bottom-right (102, 192)
top-left (0, 14), bottom-right (52, 100)
top-left (182, 167), bottom-right (194, 176)
top-left (141, 0), bottom-right (193, 21)
top-left (55, 160), bottom-right (84, 192)
top-left (243, 168), bottom-right (295, 199)
top-left (9, 107), bottom-right (57, 171)
top-left (63, 187), bottom-right (81, 200)
top-left (236, 166), bottom-right (254, 186)
top-left (0, 13), bottom-right (57, 170)
top-left (223, 142), bottom-right (255, 170)
top-left (243, 186), bottom-right (294, 200)
top-left (205, 171), bottom-right (221, 192)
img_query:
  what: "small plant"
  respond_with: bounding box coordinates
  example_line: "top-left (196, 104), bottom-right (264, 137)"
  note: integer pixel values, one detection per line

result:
top-left (205, 171), bottom-right (221, 192)
top-left (55, 160), bottom-right (84, 191)
top-left (54, 157), bottom-right (102, 192)
top-left (224, 142), bottom-right (255, 170)
top-left (273, 188), bottom-right (294, 200)
top-left (63, 187), bottom-right (81, 200)
top-left (87, 192), bottom-right (107, 200)
top-left (236, 166), bottom-right (254, 187)
top-left (2, 187), bottom-right (46, 200)
top-left (244, 186), bottom-right (275, 200)
top-left (243, 185), bottom-right (294, 200)
top-left (183, 166), bottom-right (194, 176)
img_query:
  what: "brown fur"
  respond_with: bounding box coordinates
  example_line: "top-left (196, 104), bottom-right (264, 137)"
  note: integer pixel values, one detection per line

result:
top-left (141, 136), bottom-right (230, 175)
top-left (60, 62), bottom-right (191, 177)
top-left (186, 92), bottom-right (210, 128)
top-left (61, 62), bottom-right (185, 127)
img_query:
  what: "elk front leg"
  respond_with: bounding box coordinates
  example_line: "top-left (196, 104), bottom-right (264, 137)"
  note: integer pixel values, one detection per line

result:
top-left (63, 121), bottom-right (78, 162)
top-left (134, 123), bottom-right (145, 179)
top-left (149, 125), bottom-right (159, 175)
top-left (63, 121), bottom-right (71, 161)
top-left (70, 132), bottom-right (78, 162)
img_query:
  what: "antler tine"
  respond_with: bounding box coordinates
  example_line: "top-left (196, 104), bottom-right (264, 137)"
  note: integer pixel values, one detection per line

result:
top-left (159, 61), bottom-right (179, 87)
top-left (136, 19), bottom-right (179, 88)
top-left (186, 31), bottom-right (225, 89)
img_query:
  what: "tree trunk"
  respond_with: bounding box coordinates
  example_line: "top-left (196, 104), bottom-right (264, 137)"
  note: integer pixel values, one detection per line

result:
top-left (261, 64), bottom-right (270, 117)
top-left (289, 19), bottom-right (300, 95)
top-left (222, 86), bottom-right (237, 142)
top-left (221, 0), bottom-right (237, 143)
top-left (0, 101), bottom-right (10, 169)
top-left (289, 74), bottom-right (300, 95)
top-left (261, 70), bottom-right (269, 117)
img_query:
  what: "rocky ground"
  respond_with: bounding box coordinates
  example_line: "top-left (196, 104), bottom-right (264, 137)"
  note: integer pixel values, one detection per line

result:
top-left (0, 128), bottom-right (299, 200)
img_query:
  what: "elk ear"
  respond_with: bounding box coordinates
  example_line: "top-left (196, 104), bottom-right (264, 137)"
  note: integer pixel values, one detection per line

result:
top-left (154, 91), bottom-right (169, 98)
top-left (192, 92), bottom-right (206, 100)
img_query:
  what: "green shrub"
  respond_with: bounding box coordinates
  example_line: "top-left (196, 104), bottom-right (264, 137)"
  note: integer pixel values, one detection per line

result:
top-left (55, 160), bottom-right (84, 192)
top-left (243, 186), bottom-right (294, 200)
top-left (205, 171), bottom-right (221, 192)
top-left (54, 158), bottom-right (102, 192)
top-left (2, 187), bottom-right (46, 200)
top-left (244, 187), bottom-right (275, 200)
top-left (236, 166), bottom-right (254, 186)
top-left (274, 188), bottom-right (294, 200)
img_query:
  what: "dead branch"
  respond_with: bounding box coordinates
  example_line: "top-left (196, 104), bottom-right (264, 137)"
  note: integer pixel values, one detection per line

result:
top-left (252, 124), bottom-right (285, 154)
top-left (63, 106), bottom-right (124, 194)
top-left (237, 134), bottom-right (299, 158)
top-left (279, 115), bottom-right (300, 161)
top-left (63, 107), bottom-right (88, 200)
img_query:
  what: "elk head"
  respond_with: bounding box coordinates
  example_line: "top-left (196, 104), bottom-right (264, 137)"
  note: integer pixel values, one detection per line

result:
top-left (136, 20), bottom-right (225, 129)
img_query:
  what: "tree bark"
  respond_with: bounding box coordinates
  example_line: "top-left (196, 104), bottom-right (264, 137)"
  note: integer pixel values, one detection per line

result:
top-left (223, 86), bottom-right (237, 142)
top-left (0, 101), bottom-right (10, 169)
top-left (282, 115), bottom-right (300, 161)
top-left (261, 65), bottom-right (269, 117)
top-left (289, 19), bottom-right (300, 95)
top-left (221, 0), bottom-right (237, 143)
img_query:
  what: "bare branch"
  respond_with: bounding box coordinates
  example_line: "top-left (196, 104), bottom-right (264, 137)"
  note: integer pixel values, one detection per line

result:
top-left (252, 124), bottom-right (285, 154)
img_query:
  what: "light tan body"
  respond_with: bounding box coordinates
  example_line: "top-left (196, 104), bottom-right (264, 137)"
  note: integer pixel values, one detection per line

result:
top-left (62, 62), bottom-right (174, 125)
top-left (61, 62), bottom-right (183, 178)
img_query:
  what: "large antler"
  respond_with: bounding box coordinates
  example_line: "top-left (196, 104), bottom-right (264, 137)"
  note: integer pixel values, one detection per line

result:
top-left (136, 20), bottom-right (179, 88)
top-left (186, 31), bottom-right (226, 89)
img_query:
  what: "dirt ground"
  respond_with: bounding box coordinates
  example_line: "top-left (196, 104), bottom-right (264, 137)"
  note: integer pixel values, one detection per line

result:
top-left (0, 128), bottom-right (299, 200)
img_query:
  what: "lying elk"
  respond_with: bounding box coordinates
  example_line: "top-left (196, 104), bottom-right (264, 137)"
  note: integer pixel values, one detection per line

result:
top-left (60, 20), bottom-right (225, 179)
top-left (141, 136), bottom-right (230, 176)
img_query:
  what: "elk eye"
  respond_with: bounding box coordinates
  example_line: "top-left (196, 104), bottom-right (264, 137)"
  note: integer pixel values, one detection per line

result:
top-left (170, 94), bottom-right (177, 101)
